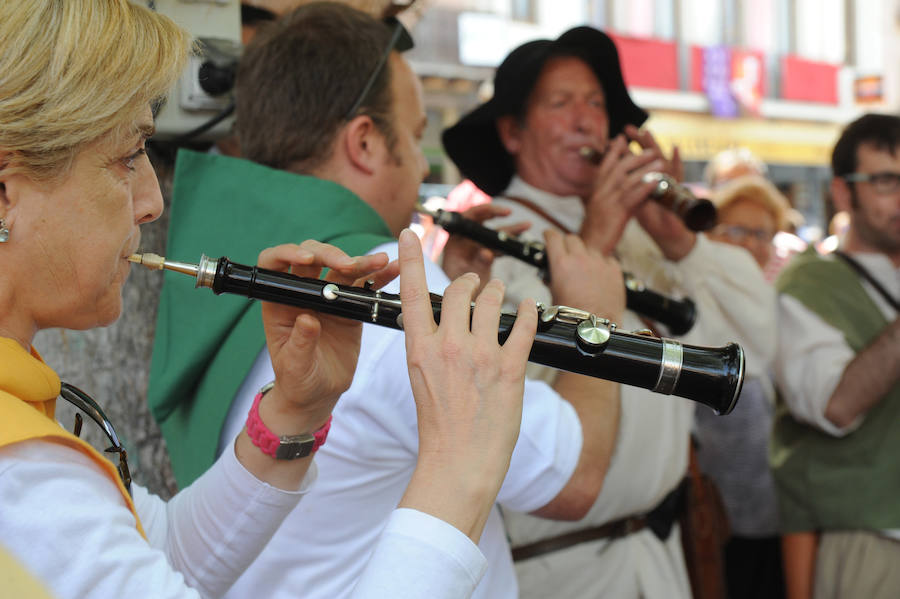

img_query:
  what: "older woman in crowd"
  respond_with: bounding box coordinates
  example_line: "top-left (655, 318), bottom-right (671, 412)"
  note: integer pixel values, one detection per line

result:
top-left (0, 2), bottom-right (537, 598)
top-left (694, 174), bottom-right (789, 599)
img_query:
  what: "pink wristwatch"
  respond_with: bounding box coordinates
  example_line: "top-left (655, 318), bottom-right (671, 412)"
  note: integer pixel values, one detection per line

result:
top-left (246, 382), bottom-right (332, 460)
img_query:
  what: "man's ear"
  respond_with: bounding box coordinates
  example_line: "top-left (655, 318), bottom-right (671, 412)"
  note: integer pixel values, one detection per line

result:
top-left (831, 177), bottom-right (853, 213)
top-left (342, 114), bottom-right (382, 176)
top-left (496, 115), bottom-right (522, 155)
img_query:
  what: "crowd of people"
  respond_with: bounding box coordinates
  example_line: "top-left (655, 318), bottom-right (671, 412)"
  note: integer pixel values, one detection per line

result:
top-left (1, 1), bottom-right (898, 599)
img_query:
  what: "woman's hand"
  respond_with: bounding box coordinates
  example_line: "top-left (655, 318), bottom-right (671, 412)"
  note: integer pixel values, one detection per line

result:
top-left (256, 241), bottom-right (398, 438)
top-left (235, 240), bottom-right (397, 490)
top-left (396, 228), bottom-right (537, 542)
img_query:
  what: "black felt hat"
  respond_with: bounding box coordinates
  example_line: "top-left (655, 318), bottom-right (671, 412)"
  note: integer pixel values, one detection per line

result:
top-left (442, 27), bottom-right (648, 196)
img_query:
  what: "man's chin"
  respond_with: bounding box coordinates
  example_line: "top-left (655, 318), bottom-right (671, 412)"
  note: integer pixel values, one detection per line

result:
top-left (559, 173), bottom-right (596, 198)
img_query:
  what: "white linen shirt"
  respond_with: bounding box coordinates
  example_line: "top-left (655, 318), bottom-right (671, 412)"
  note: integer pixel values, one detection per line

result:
top-left (486, 176), bottom-right (776, 599)
top-left (219, 241), bottom-right (583, 599)
top-left (0, 436), bottom-right (487, 599)
top-left (774, 249), bottom-right (900, 541)
top-left (774, 250), bottom-right (899, 436)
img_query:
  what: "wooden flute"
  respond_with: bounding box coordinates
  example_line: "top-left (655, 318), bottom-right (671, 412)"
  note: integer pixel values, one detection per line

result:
top-left (578, 146), bottom-right (717, 232)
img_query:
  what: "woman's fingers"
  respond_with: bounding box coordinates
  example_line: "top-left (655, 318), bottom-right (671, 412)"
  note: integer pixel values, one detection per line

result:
top-left (398, 228), bottom-right (439, 338)
top-left (503, 297), bottom-right (537, 370)
top-left (258, 241), bottom-right (389, 283)
top-left (470, 279), bottom-right (505, 344)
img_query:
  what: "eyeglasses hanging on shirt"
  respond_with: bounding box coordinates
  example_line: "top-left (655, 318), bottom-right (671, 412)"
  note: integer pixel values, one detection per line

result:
top-left (59, 382), bottom-right (133, 496)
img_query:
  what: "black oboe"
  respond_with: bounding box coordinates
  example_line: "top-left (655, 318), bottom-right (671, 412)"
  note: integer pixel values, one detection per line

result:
top-left (130, 253), bottom-right (743, 414)
top-left (420, 205), bottom-right (698, 336)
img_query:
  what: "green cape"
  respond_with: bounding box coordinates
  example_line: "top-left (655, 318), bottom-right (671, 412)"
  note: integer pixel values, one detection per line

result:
top-left (148, 150), bottom-right (394, 487)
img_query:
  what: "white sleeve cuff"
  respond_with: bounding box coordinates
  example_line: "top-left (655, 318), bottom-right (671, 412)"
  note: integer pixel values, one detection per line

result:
top-left (221, 438), bottom-right (318, 500)
top-left (351, 508), bottom-right (487, 599)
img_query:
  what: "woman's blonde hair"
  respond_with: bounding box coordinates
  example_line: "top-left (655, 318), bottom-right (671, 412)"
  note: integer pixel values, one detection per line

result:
top-left (0, 0), bottom-right (192, 182)
top-left (711, 175), bottom-right (791, 232)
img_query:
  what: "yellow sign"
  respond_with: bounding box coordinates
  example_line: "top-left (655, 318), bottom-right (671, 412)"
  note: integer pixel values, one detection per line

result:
top-left (646, 112), bottom-right (841, 166)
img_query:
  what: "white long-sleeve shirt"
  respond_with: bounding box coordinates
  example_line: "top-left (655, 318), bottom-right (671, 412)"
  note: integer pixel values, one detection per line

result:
top-left (0, 437), bottom-right (487, 599)
top-left (774, 250), bottom-right (898, 437)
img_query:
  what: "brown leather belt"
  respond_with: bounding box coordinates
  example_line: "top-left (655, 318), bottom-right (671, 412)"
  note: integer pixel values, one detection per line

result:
top-left (510, 515), bottom-right (648, 562)
top-left (510, 480), bottom-right (688, 562)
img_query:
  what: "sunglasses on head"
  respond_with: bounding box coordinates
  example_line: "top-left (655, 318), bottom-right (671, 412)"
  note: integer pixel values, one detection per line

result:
top-left (343, 16), bottom-right (414, 120)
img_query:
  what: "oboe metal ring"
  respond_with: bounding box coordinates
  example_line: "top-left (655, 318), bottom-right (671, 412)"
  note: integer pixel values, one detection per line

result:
top-left (196, 254), bottom-right (217, 289)
top-left (653, 338), bottom-right (683, 395)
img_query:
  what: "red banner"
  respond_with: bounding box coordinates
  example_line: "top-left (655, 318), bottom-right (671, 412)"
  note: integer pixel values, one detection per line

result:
top-left (609, 33), bottom-right (679, 90)
top-left (781, 55), bottom-right (839, 104)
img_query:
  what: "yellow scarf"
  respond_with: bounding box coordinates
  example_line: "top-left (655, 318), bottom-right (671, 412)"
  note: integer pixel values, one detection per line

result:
top-left (0, 337), bottom-right (146, 539)
top-left (0, 546), bottom-right (55, 599)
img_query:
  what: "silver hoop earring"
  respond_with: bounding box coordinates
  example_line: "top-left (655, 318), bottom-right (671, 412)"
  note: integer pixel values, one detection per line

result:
top-left (0, 218), bottom-right (9, 243)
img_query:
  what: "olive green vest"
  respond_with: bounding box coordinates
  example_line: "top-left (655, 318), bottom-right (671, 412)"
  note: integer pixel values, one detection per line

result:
top-left (770, 248), bottom-right (900, 532)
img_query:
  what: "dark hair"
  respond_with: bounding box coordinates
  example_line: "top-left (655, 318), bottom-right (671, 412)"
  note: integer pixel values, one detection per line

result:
top-left (831, 113), bottom-right (900, 177)
top-left (235, 2), bottom-right (396, 172)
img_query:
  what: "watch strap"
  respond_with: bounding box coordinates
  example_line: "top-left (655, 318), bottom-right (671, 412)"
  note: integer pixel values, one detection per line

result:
top-left (246, 383), bottom-right (332, 459)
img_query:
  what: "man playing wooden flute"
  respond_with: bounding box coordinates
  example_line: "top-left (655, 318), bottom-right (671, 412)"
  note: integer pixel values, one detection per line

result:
top-left (442, 26), bottom-right (776, 599)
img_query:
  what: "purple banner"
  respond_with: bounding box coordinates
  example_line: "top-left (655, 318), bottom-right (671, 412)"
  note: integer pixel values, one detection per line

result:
top-left (703, 45), bottom-right (738, 118)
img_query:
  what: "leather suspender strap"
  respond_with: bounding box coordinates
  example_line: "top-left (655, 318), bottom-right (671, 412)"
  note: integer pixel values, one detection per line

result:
top-left (833, 251), bottom-right (900, 312)
top-left (503, 195), bottom-right (575, 235)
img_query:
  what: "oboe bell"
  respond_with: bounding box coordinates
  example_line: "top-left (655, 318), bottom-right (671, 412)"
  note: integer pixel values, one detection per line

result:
top-left (578, 146), bottom-right (717, 232)
top-left (130, 252), bottom-right (744, 415)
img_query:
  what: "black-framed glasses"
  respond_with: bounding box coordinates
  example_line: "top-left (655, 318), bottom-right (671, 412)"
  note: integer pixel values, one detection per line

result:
top-left (343, 17), bottom-right (414, 121)
top-left (59, 382), bottom-right (132, 496)
top-left (842, 171), bottom-right (900, 194)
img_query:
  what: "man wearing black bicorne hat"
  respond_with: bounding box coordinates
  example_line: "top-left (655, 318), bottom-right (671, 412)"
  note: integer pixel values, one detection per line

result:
top-left (443, 27), bottom-right (776, 598)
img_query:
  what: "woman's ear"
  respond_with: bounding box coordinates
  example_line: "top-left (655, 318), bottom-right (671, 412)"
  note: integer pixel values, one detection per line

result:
top-left (0, 162), bottom-right (31, 229)
top-left (0, 154), bottom-right (8, 212)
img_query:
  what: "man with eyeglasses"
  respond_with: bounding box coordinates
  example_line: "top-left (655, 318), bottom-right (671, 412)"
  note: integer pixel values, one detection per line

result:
top-left (771, 113), bottom-right (900, 598)
top-left (149, 3), bottom-right (626, 598)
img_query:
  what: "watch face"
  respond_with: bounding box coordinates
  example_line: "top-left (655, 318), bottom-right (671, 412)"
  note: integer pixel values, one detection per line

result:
top-left (275, 433), bottom-right (316, 460)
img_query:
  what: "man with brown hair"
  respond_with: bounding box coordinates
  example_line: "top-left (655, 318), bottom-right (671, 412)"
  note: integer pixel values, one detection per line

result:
top-left (151, 4), bottom-right (628, 598)
top-left (772, 113), bottom-right (900, 599)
